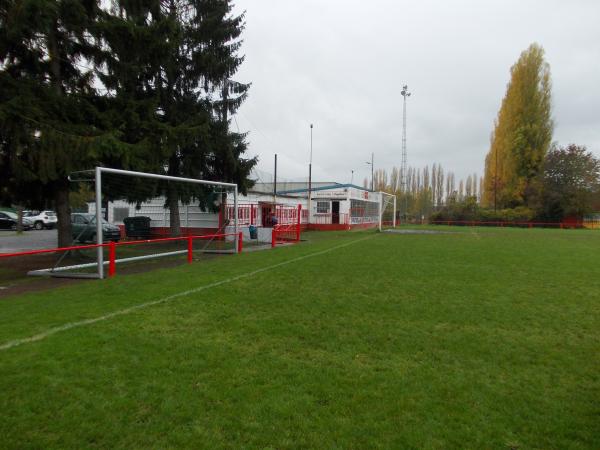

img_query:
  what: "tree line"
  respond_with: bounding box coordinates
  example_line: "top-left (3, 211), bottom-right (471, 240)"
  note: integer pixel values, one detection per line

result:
top-left (374, 43), bottom-right (599, 223)
top-left (0, 0), bottom-right (256, 246)
top-left (363, 164), bottom-right (482, 219)
top-left (479, 43), bottom-right (599, 222)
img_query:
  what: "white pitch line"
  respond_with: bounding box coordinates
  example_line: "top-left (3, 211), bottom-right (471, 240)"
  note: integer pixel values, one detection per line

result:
top-left (0, 235), bottom-right (375, 352)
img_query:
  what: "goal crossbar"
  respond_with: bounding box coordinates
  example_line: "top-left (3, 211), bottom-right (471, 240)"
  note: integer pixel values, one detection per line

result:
top-left (92, 167), bottom-right (239, 278)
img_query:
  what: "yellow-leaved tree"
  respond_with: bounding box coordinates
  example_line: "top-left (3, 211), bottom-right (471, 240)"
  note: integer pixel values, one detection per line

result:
top-left (483, 43), bottom-right (553, 209)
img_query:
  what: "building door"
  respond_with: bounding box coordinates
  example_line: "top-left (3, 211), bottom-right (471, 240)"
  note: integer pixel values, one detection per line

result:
top-left (332, 201), bottom-right (340, 224)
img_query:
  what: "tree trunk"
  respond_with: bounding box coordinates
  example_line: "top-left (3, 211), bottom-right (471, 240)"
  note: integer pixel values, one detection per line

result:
top-left (168, 182), bottom-right (181, 237)
top-left (55, 180), bottom-right (72, 247)
top-left (16, 206), bottom-right (23, 233)
top-left (48, 22), bottom-right (72, 248)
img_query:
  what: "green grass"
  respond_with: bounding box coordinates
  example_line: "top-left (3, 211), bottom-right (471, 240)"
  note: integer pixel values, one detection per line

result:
top-left (0, 227), bottom-right (599, 449)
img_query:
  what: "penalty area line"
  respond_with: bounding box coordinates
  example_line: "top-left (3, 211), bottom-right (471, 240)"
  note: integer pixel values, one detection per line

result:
top-left (0, 234), bottom-right (375, 352)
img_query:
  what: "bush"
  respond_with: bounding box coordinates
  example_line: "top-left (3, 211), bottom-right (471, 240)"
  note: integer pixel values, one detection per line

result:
top-left (430, 200), bottom-right (536, 224)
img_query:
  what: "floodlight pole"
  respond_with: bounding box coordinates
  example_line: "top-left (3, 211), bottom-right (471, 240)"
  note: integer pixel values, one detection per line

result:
top-left (371, 152), bottom-right (374, 191)
top-left (401, 84), bottom-right (411, 221)
top-left (393, 195), bottom-right (397, 228)
top-left (366, 153), bottom-right (374, 191)
top-left (308, 124), bottom-right (313, 224)
top-left (273, 153), bottom-right (278, 203)
top-left (95, 166), bottom-right (104, 279)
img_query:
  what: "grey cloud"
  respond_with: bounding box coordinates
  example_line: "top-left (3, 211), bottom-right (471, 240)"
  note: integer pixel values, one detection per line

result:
top-left (232, 0), bottom-right (600, 184)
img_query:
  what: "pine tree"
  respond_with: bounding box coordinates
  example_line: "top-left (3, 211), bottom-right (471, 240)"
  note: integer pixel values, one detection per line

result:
top-left (94, 0), bottom-right (256, 236)
top-left (483, 43), bottom-right (553, 209)
top-left (0, 0), bottom-right (108, 246)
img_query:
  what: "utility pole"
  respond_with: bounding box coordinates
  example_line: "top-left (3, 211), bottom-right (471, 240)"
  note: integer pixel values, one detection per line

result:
top-left (273, 153), bottom-right (277, 204)
top-left (400, 84), bottom-right (411, 220)
top-left (371, 152), bottom-right (374, 191)
top-left (366, 153), bottom-right (374, 191)
top-left (308, 124), bottom-right (313, 224)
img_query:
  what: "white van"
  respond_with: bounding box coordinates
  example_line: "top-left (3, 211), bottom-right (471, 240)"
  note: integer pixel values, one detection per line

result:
top-left (23, 210), bottom-right (58, 230)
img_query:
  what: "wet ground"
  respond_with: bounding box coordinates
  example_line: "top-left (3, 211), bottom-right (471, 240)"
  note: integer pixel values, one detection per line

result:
top-left (0, 229), bottom-right (58, 253)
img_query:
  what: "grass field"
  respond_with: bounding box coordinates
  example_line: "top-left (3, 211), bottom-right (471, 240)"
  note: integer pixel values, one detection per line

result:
top-left (0, 227), bottom-right (599, 449)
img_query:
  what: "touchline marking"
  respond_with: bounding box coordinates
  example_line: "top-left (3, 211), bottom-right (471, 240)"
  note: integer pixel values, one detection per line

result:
top-left (0, 235), bottom-right (375, 351)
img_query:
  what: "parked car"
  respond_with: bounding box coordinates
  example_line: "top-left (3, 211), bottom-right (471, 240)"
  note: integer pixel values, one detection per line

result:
top-left (0, 211), bottom-right (33, 230)
top-left (71, 213), bottom-right (121, 243)
top-left (23, 210), bottom-right (58, 230)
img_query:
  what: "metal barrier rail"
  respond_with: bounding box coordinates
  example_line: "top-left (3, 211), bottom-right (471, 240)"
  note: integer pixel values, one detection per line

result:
top-left (0, 232), bottom-right (242, 278)
top-left (271, 224), bottom-right (301, 247)
top-left (428, 220), bottom-right (584, 229)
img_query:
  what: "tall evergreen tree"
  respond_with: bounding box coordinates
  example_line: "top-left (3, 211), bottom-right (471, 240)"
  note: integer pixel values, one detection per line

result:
top-left (483, 43), bottom-right (553, 209)
top-left (95, 0), bottom-right (255, 236)
top-left (0, 0), bottom-right (110, 246)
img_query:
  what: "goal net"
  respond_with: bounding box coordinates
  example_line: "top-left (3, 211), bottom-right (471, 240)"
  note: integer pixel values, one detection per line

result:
top-left (27, 167), bottom-right (239, 278)
top-left (379, 192), bottom-right (397, 230)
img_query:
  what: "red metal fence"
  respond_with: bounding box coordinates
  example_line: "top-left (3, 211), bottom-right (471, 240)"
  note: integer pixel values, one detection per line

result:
top-left (225, 203), bottom-right (304, 226)
top-left (225, 203), bottom-right (258, 226)
top-left (428, 220), bottom-right (584, 229)
top-left (271, 205), bottom-right (303, 247)
top-left (272, 223), bottom-right (301, 247)
top-left (0, 232), bottom-right (241, 279)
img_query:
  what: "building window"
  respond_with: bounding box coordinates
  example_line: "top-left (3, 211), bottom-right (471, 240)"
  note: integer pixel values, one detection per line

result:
top-left (316, 201), bottom-right (330, 214)
top-left (113, 207), bottom-right (130, 223)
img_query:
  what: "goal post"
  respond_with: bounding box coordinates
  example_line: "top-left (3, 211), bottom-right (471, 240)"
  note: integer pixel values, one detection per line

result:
top-left (91, 167), bottom-right (239, 278)
top-left (17, 167), bottom-right (241, 279)
top-left (379, 192), bottom-right (397, 231)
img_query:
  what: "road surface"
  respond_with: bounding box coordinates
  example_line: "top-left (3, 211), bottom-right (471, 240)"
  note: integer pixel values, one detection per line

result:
top-left (0, 229), bottom-right (58, 253)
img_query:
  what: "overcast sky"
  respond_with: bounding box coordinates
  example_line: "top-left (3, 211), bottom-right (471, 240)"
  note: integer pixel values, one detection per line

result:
top-left (230, 0), bottom-right (600, 185)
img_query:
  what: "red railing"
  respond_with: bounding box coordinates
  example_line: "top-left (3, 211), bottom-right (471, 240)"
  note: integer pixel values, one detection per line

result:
top-left (272, 205), bottom-right (302, 247)
top-left (225, 203), bottom-right (258, 226)
top-left (272, 223), bottom-right (301, 247)
top-left (0, 232), bottom-right (242, 278)
top-left (224, 203), bottom-right (304, 226)
top-left (428, 220), bottom-right (583, 229)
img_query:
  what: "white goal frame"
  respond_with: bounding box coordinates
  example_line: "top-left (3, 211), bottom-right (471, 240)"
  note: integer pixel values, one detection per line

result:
top-left (93, 167), bottom-right (239, 279)
top-left (378, 192), bottom-right (397, 231)
top-left (28, 167), bottom-right (239, 279)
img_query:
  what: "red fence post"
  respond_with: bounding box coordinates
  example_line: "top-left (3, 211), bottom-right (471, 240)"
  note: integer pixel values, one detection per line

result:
top-left (238, 231), bottom-right (243, 253)
top-left (108, 241), bottom-right (116, 277)
top-left (296, 204), bottom-right (302, 242)
top-left (187, 236), bottom-right (193, 263)
top-left (271, 227), bottom-right (276, 248)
